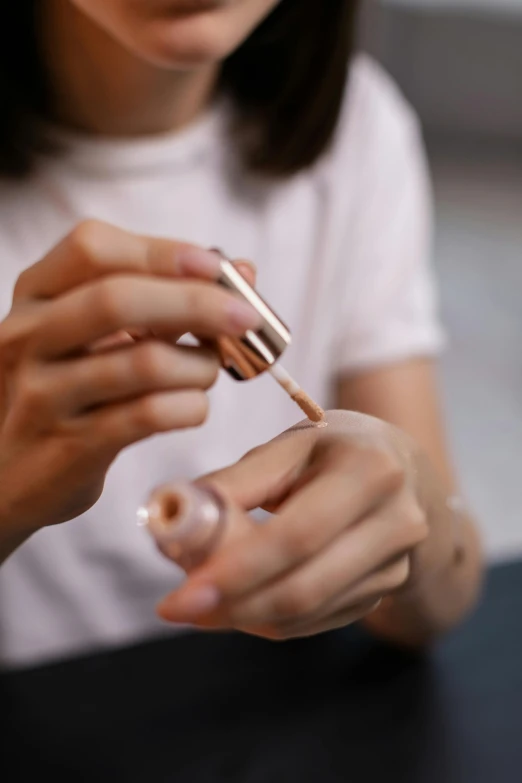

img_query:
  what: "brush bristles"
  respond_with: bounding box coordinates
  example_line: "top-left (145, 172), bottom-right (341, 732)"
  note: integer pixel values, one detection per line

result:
top-left (292, 390), bottom-right (325, 423)
top-left (269, 364), bottom-right (325, 424)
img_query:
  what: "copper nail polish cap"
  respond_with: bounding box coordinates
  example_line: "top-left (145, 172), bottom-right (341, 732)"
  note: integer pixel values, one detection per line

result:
top-left (210, 249), bottom-right (291, 381)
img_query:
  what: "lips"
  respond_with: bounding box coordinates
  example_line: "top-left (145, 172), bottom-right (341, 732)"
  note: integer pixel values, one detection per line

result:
top-left (152, 0), bottom-right (228, 13)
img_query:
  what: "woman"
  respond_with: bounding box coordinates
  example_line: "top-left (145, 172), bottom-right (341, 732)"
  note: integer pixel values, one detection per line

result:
top-left (0, 0), bottom-right (481, 776)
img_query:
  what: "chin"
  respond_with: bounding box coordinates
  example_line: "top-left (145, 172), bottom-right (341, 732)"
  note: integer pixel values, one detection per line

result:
top-left (140, 14), bottom-right (242, 67)
top-left (70, 0), bottom-right (279, 69)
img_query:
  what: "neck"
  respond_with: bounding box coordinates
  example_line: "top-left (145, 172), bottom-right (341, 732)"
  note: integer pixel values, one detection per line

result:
top-left (43, 1), bottom-right (218, 137)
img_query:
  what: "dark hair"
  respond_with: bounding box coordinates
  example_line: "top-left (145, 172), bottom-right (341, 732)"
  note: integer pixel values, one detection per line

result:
top-left (0, 1), bottom-right (360, 179)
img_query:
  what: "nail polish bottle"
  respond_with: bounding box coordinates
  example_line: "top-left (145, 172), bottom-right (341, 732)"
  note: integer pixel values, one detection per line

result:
top-left (139, 483), bottom-right (225, 571)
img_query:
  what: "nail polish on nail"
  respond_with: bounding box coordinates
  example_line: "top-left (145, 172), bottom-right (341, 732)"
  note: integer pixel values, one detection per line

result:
top-left (158, 585), bottom-right (221, 619)
top-left (226, 298), bottom-right (262, 332)
top-left (235, 261), bottom-right (256, 278)
top-left (178, 248), bottom-right (222, 278)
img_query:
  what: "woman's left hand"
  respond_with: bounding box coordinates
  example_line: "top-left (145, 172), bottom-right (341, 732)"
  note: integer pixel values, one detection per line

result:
top-left (157, 410), bottom-right (429, 640)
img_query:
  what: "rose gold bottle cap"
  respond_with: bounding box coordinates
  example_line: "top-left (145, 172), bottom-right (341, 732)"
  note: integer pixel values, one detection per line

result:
top-left (211, 249), bottom-right (291, 381)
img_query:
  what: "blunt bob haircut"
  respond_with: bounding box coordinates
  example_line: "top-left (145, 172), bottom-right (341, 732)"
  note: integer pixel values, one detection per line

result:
top-left (0, 1), bottom-right (360, 178)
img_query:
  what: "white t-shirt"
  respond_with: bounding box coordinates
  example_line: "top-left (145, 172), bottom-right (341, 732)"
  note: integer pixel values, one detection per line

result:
top-left (0, 56), bottom-right (443, 669)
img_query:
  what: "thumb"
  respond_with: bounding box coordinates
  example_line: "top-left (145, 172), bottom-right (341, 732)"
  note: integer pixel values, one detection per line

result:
top-left (201, 426), bottom-right (317, 512)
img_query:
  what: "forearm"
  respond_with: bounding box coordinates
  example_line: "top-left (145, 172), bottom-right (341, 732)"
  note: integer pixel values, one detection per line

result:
top-left (363, 442), bottom-right (484, 647)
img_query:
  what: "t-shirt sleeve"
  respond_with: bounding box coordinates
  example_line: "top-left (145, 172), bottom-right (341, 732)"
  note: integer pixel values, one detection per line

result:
top-left (330, 57), bottom-right (445, 374)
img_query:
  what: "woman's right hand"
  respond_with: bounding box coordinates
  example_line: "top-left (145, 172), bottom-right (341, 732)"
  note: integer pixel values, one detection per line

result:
top-left (0, 220), bottom-right (260, 547)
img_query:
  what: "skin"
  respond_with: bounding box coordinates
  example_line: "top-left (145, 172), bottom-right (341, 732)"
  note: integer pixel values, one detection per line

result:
top-left (0, 222), bottom-right (259, 559)
top-left (44, 0), bottom-right (280, 135)
top-left (157, 410), bottom-right (482, 646)
top-left (0, 0), bottom-right (483, 646)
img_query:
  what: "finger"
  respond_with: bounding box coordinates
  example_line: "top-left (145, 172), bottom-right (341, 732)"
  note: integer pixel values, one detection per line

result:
top-left (14, 220), bottom-right (223, 301)
top-left (30, 276), bottom-right (261, 358)
top-left (131, 260), bottom-right (255, 348)
top-left (251, 599), bottom-right (383, 641)
top-left (181, 510), bottom-right (416, 630)
top-left (228, 554), bottom-right (410, 630)
top-left (176, 441), bottom-right (405, 607)
top-left (199, 411), bottom-right (390, 513)
top-left (192, 599), bottom-right (382, 639)
top-left (307, 556), bottom-right (409, 619)
top-left (44, 342), bottom-right (220, 415)
top-left (155, 497), bottom-right (266, 619)
top-left (79, 389), bottom-right (211, 456)
top-left (87, 329), bottom-right (138, 353)
top-left (201, 427), bottom-right (318, 511)
top-left (182, 259), bottom-right (257, 355)
top-left (233, 259), bottom-right (256, 288)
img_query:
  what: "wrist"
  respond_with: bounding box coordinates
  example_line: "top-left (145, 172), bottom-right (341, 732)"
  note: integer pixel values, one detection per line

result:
top-left (379, 425), bottom-right (455, 588)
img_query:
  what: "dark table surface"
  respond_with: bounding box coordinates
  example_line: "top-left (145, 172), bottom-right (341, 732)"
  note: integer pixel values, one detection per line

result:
top-left (2, 560), bottom-right (522, 783)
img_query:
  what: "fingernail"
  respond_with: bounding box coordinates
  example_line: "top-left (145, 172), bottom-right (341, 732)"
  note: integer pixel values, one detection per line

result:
top-left (157, 585), bottom-right (221, 620)
top-left (177, 248), bottom-right (222, 278)
top-left (235, 261), bottom-right (256, 278)
top-left (226, 298), bottom-right (262, 332)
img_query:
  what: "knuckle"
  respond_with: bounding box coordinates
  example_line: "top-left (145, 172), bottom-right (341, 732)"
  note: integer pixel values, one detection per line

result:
top-left (402, 500), bottom-right (429, 543)
top-left (365, 447), bottom-right (405, 493)
top-left (187, 391), bottom-right (209, 425)
top-left (69, 220), bottom-right (107, 265)
top-left (93, 278), bottom-right (130, 328)
top-left (271, 585), bottom-right (315, 620)
top-left (181, 284), bottom-right (207, 319)
top-left (318, 435), bottom-right (351, 465)
top-left (93, 359), bottom-right (120, 392)
top-left (13, 269), bottom-right (32, 300)
top-left (131, 395), bottom-right (167, 434)
top-left (0, 314), bottom-right (33, 369)
top-left (49, 429), bottom-right (96, 468)
top-left (383, 558), bottom-right (411, 591)
top-left (280, 525), bottom-right (321, 562)
top-left (201, 354), bottom-right (220, 390)
top-left (182, 283), bottom-right (226, 327)
top-left (17, 371), bottom-right (49, 413)
top-left (131, 343), bottom-right (170, 384)
top-left (0, 324), bottom-right (16, 368)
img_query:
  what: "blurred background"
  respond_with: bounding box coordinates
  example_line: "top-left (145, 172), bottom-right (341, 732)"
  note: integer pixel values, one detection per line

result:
top-left (362, 0), bottom-right (522, 560)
